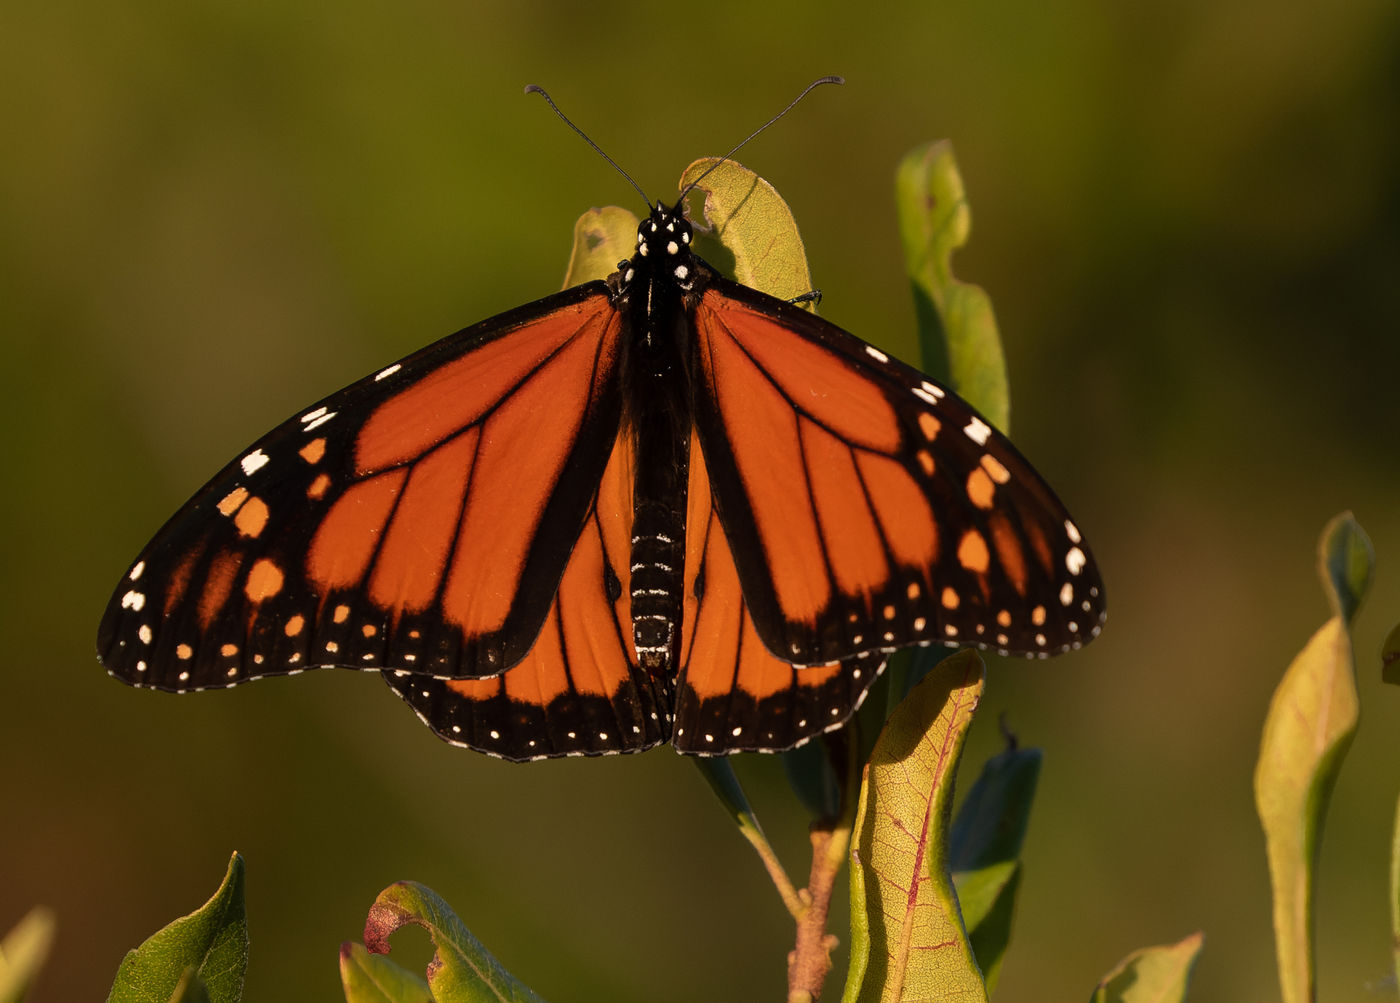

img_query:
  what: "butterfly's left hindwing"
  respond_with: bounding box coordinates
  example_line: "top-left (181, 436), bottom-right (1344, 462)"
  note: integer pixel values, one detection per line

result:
top-left (384, 432), bottom-right (675, 760)
top-left (98, 283), bottom-right (626, 692)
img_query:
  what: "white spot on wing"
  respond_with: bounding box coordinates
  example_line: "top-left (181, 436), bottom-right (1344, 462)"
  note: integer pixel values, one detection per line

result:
top-left (964, 417), bottom-right (992, 445)
top-left (865, 345), bottom-right (889, 363)
top-left (374, 363), bottom-right (402, 382)
top-left (241, 449), bottom-right (269, 476)
top-left (1066, 547), bottom-right (1086, 575)
top-left (121, 590), bottom-right (146, 612)
top-left (921, 380), bottom-right (945, 400)
top-left (304, 411), bottom-right (337, 432)
top-left (1059, 582), bottom-right (1074, 606)
top-left (129, 561), bottom-right (145, 582)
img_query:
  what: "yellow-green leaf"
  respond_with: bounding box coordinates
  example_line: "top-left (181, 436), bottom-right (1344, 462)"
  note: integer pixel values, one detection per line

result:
top-left (895, 141), bottom-right (1009, 431)
top-left (678, 159), bottom-right (816, 306)
top-left (1090, 931), bottom-right (1204, 1002)
top-left (0, 907), bottom-right (56, 1003)
top-left (340, 941), bottom-right (432, 1003)
top-left (561, 206), bottom-right (638, 288)
top-left (844, 649), bottom-right (988, 1003)
top-left (1254, 514), bottom-right (1372, 1003)
top-left (1392, 792), bottom-right (1400, 994)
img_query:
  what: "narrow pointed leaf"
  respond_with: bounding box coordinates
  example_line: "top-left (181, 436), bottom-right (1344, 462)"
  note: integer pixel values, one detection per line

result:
top-left (949, 745), bottom-right (1042, 992)
top-left (1254, 514), bottom-right (1372, 1003)
top-left (561, 207), bottom-right (638, 287)
top-left (844, 649), bottom-right (988, 1003)
top-left (895, 141), bottom-right (1009, 430)
top-left (0, 907), bottom-right (56, 1003)
top-left (341, 941), bottom-right (432, 1003)
top-left (107, 852), bottom-right (247, 1003)
top-left (678, 159), bottom-right (817, 308)
top-left (364, 882), bottom-right (546, 1003)
top-left (1090, 931), bottom-right (1204, 1002)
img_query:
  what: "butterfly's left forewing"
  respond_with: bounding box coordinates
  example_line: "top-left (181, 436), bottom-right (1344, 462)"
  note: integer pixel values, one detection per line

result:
top-left (688, 276), bottom-right (1105, 668)
top-left (98, 284), bottom-right (626, 691)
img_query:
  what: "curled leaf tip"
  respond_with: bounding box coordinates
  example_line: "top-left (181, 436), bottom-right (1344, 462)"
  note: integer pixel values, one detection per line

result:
top-left (1318, 512), bottom-right (1373, 625)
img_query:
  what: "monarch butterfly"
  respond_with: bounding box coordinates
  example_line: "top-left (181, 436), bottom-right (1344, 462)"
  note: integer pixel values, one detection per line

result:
top-left (97, 88), bottom-right (1104, 761)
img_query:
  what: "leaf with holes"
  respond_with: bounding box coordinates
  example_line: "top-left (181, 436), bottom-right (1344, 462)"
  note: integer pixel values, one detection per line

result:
top-left (562, 206), bottom-right (639, 287)
top-left (679, 158), bottom-right (817, 309)
top-left (895, 141), bottom-right (1008, 431)
top-left (364, 882), bottom-right (546, 1003)
top-left (843, 649), bottom-right (988, 1003)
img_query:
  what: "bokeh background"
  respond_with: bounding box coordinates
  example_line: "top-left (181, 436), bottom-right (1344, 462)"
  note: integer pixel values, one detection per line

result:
top-left (5, 1), bottom-right (1398, 1000)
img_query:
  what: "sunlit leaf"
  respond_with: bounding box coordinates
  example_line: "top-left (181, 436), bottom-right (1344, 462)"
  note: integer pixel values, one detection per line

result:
top-left (1090, 931), bottom-right (1204, 1002)
top-left (107, 852), bottom-right (247, 1003)
top-left (1254, 513), bottom-right (1372, 1003)
top-left (894, 141), bottom-right (1009, 431)
top-left (0, 907), bottom-right (56, 1003)
top-left (678, 159), bottom-right (817, 307)
top-left (843, 649), bottom-right (988, 1003)
top-left (340, 941), bottom-right (432, 1003)
top-left (364, 882), bottom-right (546, 1003)
top-left (561, 207), bottom-right (638, 288)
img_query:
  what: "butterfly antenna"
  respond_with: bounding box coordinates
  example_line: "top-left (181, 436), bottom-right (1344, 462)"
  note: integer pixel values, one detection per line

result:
top-left (525, 84), bottom-right (652, 207)
top-left (679, 75), bottom-right (844, 199)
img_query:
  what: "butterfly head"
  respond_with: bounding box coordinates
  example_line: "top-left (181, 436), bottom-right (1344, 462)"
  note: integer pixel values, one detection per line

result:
top-left (633, 202), bottom-right (697, 289)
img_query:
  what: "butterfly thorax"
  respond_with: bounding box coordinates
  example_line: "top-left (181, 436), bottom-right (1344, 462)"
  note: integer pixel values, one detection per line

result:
top-left (617, 202), bottom-right (703, 675)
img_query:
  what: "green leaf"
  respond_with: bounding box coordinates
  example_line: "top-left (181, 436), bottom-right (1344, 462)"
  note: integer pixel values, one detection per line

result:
top-left (678, 159), bottom-right (817, 306)
top-left (843, 649), bottom-right (988, 1003)
top-left (949, 744), bottom-right (1042, 992)
top-left (1382, 621), bottom-right (1400, 686)
top-left (167, 968), bottom-right (211, 1003)
top-left (1090, 932), bottom-right (1204, 1002)
top-left (108, 852), bottom-right (247, 1003)
top-left (340, 941), bottom-right (432, 1003)
top-left (363, 882), bottom-right (546, 1003)
top-left (895, 141), bottom-right (1009, 431)
top-left (561, 206), bottom-right (638, 288)
top-left (0, 907), bottom-right (56, 1003)
top-left (1392, 792), bottom-right (1400, 996)
top-left (1253, 514), bottom-right (1372, 1003)
top-left (781, 737), bottom-right (843, 821)
top-left (1317, 510), bottom-right (1373, 626)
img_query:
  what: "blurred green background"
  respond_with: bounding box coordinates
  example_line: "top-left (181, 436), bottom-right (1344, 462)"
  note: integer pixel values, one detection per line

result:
top-left (4, 0), bottom-right (1398, 1000)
